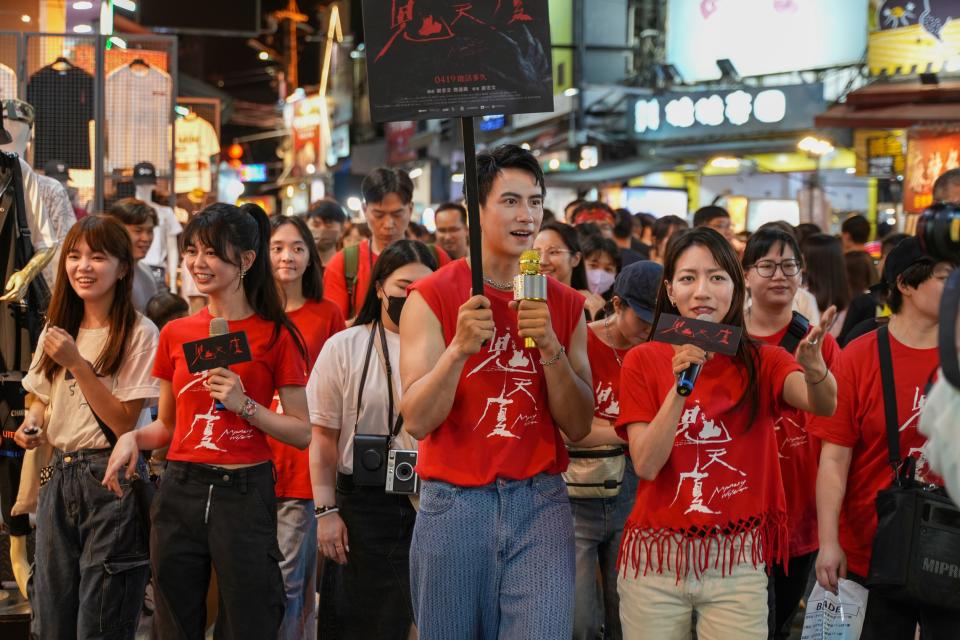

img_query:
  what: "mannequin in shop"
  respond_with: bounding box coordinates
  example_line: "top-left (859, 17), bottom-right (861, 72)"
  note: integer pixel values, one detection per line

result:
top-left (134, 162), bottom-right (182, 293)
top-left (0, 105), bottom-right (58, 601)
top-left (0, 101), bottom-right (62, 303)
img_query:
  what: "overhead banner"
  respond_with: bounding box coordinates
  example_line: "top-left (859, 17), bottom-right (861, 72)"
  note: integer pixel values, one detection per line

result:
top-left (904, 129), bottom-right (960, 212)
top-left (361, 0), bottom-right (554, 122)
top-left (868, 0), bottom-right (960, 75)
top-left (628, 83), bottom-right (825, 141)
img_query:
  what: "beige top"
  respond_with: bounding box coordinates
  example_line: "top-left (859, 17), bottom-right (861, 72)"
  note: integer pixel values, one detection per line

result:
top-left (22, 314), bottom-right (160, 451)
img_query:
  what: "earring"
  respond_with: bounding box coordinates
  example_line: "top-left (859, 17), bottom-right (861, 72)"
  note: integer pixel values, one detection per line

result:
top-left (240, 269), bottom-right (246, 282)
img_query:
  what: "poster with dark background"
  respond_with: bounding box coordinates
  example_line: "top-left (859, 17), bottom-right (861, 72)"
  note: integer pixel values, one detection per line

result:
top-left (362, 0), bottom-right (554, 122)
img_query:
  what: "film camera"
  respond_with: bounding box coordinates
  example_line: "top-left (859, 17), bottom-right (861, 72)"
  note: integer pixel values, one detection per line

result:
top-left (916, 202), bottom-right (960, 390)
top-left (385, 449), bottom-right (420, 495)
top-left (353, 435), bottom-right (419, 495)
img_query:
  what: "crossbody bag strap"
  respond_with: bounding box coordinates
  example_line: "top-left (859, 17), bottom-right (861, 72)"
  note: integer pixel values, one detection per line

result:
top-left (373, 321), bottom-right (404, 438)
top-left (778, 311), bottom-right (810, 354)
top-left (876, 325), bottom-right (901, 475)
top-left (353, 322), bottom-right (378, 434)
top-left (89, 405), bottom-right (118, 448)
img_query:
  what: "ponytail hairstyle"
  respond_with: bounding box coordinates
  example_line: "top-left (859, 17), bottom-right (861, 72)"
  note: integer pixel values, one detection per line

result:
top-left (39, 215), bottom-right (137, 381)
top-left (651, 227), bottom-right (760, 427)
top-left (270, 214), bottom-right (324, 302)
top-left (180, 203), bottom-right (307, 361)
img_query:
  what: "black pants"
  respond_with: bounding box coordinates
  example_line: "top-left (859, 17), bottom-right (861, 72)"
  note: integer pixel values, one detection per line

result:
top-left (318, 472), bottom-right (416, 640)
top-left (768, 551), bottom-right (816, 639)
top-left (849, 572), bottom-right (960, 640)
top-left (151, 461), bottom-right (284, 640)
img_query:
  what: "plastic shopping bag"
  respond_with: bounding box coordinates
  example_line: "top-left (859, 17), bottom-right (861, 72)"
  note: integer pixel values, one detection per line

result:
top-left (800, 579), bottom-right (869, 640)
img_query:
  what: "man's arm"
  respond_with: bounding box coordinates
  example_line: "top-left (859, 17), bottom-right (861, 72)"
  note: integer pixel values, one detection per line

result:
top-left (540, 315), bottom-right (593, 442)
top-left (400, 291), bottom-right (493, 440)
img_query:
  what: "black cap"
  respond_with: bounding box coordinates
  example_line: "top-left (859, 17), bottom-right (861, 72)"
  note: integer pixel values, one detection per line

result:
top-left (882, 236), bottom-right (928, 288)
top-left (44, 159), bottom-right (69, 183)
top-left (305, 199), bottom-right (347, 224)
top-left (133, 162), bottom-right (157, 185)
top-left (612, 260), bottom-right (663, 323)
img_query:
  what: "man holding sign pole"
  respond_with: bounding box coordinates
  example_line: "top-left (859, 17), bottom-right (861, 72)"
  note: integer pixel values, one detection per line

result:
top-left (400, 145), bottom-right (593, 638)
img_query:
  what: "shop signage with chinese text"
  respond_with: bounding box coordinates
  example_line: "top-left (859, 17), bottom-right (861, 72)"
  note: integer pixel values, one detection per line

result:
top-left (628, 83), bottom-right (824, 141)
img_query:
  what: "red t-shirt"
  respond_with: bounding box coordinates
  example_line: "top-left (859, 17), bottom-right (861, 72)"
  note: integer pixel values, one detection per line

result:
top-left (410, 258), bottom-right (586, 486)
top-left (268, 300), bottom-right (345, 499)
top-left (752, 324), bottom-right (841, 558)
top-left (808, 330), bottom-right (940, 577)
top-left (586, 326), bottom-right (629, 423)
top-left (323, 239), bottom-right (451, 319)
top-left (154, 308), bottom-right (308, 465)
top-left (615, 341), bottom-right (801, 578)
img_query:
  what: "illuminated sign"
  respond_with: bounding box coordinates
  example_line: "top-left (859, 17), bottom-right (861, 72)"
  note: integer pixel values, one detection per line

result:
top-left (666, 0), bottom-right (866, 82)
top-left (628, 83), bottom-right (824, 141)
top-left (479, 114), bottom-right (506, 131)
top-left (239, 164), bottom-right (268, 182)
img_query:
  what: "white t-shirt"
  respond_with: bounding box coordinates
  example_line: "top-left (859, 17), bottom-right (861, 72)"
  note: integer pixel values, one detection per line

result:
top-left (0, 63), bottom-right (17, 100)
top-left (174, 115), bottom-right (219, 193)
top-left (105, 64), bottom-right (172, 171)
top-left (22, 315), bottom-right (160, 452)
top-left (306, 324), bottom-right (409, 474)
top-left (919, 373), bottom-right (960, 503)
top-left (143, 201), bottom-right (182, 268)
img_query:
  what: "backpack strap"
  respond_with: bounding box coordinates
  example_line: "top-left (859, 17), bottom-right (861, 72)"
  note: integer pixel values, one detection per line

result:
top-left (343, 243), bottom-right (360, 319)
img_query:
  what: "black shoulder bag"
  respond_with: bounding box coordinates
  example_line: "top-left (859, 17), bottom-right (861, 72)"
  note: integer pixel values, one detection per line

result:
top-left (866, 325), bottom-right (960, 610)
top-left (90, 408), bottom-right (155, 536)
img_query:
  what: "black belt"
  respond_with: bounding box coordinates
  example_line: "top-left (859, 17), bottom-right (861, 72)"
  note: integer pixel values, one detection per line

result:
top-left (567, 446), bottom-right (626, 459)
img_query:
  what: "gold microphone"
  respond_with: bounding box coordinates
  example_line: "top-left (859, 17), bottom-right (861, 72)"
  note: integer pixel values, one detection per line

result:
top-left (514, 249), bottom-right (547, 349)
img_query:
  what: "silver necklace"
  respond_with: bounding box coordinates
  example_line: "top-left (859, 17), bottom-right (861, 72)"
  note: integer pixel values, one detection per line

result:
top-left (484, 276), bottom-right (514, 291)
top-left (603, 315), bottom-right (624, 366)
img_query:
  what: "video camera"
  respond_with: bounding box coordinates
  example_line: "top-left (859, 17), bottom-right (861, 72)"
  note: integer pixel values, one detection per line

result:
top-left (916, 202), bottom-right (960, 389)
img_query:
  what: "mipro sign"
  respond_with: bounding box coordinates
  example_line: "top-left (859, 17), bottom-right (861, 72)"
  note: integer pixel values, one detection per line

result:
top-left (629, 83), bottom-right (825, 141)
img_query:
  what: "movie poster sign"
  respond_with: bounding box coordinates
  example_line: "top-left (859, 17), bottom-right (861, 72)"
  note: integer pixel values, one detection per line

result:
top-left (904, 129), bottom-right (960, 213)
top-left (361, 0), bottom-right (554, 122)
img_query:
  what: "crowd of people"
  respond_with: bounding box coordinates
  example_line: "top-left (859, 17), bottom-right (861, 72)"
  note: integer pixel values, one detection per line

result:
top-left (6, 145), bottom-right (960, 640)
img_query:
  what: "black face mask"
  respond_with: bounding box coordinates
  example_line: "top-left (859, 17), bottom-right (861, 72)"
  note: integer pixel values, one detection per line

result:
top-left (386, 295), bottom-right (407, 326)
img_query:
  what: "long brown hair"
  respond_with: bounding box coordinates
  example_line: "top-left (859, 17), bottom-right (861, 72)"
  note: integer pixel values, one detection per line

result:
top-left (651, 227), bottom-right (760, 426)
top-left (39, 215), bottom-right (137, 381)
top-left (270, 215), bottom-right (324, 302)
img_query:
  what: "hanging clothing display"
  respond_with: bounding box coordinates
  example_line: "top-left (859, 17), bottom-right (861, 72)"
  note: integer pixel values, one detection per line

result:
top-left (105, 61), bottom-right (172, 172)
top-left (174, 113), bottom-right (219, 193)
top-left (26, 61), bottom-right (94, 169)
top-left (0, 62), bottom-right (17, 101)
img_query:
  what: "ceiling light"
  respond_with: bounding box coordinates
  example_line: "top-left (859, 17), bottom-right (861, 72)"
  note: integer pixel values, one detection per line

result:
top-left (451, 173), bottom-right (465, 183)
top-left (258, 51), bottom-right (270, 61)
top-left (709, 156), bottom-right (741, 169)
top-left (347, 196), bottom-right (363, 211)
top-left (563, 87), bottom-right (579, 97)
top-left (72, 1), bottom-right (93, 9)
top-left (73, 24), bottom-right (93, 33)
top-left (114, 0), bottom-right (137, 11)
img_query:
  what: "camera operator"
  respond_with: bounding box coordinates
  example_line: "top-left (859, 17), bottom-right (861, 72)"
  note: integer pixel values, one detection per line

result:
top-left (811, 237), bottom-right (958, 639)
top-left (307, 240), bottom-right (437, 639)
top-left (400, 145), bottom-right (594, 638)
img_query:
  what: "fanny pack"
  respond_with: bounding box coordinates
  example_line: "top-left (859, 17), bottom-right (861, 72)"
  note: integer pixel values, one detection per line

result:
top-left (562, 446), bottom-right (626, 499)
top-left (866, 325), bottom-right (960, 611)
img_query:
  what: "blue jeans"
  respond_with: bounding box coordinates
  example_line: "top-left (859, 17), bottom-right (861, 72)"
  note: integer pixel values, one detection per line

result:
top-left (30, 448), bottom-right (150, 639)
top-left (571, 464), bottom-right (638, 640)
top-left (410, 473), bottom-right (575, 640)
top-left (277, 498), bottom-right (317, 640)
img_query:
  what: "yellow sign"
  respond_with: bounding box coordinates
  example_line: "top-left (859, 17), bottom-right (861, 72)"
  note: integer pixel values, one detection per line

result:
top-left (854, 129), bottom-right (905, 177)
top-left (868, 1), bottom-right (960, 75)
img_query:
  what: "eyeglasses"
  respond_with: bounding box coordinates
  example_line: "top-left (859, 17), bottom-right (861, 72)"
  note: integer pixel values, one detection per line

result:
top-left (749, 259), bottom-right (801, 278)
top-left (539, 248), bottom-right (573, 259)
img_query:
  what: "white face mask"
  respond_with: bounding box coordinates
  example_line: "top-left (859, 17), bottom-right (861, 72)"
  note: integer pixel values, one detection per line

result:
top-left (586, 268), bottom-right (615, 295)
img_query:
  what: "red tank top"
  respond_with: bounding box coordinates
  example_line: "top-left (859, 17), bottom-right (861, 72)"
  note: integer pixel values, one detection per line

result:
top-left (410, 259), bottom-right (585, 486)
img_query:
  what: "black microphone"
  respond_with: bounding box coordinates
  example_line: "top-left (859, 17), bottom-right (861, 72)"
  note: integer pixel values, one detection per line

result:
top-left (210, 317), bottom-right (229, 410)
top-left (676, 313), bottom-right (712, 397)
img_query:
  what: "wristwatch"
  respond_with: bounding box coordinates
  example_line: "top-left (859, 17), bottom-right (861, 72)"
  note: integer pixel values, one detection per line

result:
top-left (237, 397), bottom-right (258, 421)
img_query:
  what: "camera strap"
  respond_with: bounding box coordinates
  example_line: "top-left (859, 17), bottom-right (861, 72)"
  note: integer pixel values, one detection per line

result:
top-left (778, 311), bottom-right (811, 354)
top-left (353, 320), bottom-right (401, 438)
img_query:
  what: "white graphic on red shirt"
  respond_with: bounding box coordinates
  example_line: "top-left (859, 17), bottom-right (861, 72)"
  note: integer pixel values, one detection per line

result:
top-left (468, 327), bottom-right (536, 377)
top-left (595, 381), bottom-right (619, 420)
top-left (474, 378), bottom-right (538, 439)
top-left (670, 402), bottom-right (748, 514)
top-left (177, 371), bottom-right (250, 452)
top-left (774, 415), bottom-right (806, 459)
top-left (900, 387), bottom-right (927, 432)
